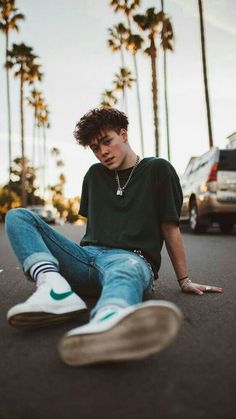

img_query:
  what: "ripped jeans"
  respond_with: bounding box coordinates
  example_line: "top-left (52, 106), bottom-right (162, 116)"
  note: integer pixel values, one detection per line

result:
top-left (5, 208), bottom-right (154, 316)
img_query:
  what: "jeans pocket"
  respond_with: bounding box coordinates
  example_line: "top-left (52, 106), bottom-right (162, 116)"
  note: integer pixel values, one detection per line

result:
top-left (133, 250), bottom-right (154, 290)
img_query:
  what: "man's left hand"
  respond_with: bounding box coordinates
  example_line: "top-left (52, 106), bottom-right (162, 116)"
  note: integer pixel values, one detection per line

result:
top-left (180, 279), bottom-right (223, 295)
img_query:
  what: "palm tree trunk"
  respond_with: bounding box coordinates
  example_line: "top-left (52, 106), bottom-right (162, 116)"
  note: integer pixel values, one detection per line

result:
top-left (133, 55), bottom-right (144, 156)
top-left (150, 36), bottom-right (159, 157)
top-left (6, 32), bottom-right (12, 182)
top-left (120, 47), bottom-right (128, 114)
top-left (38, 127), bottom-right (43, 198)
top-left (163, 51), bottom-right (170, 160)
top-left (43, 125), bottom-right (46, 200)
top-left (161, 0), bottom-right (171, 161)
top-left (31, 109), bottom-right (37, 205)
top-left (198, 0), bottom-right (214, 148)
top-left (20, 73), bottom-right (27, 207)
top-left (126, 15), bottom-right (144, 157)
top-left (32, 107), bottom-right (37, 166)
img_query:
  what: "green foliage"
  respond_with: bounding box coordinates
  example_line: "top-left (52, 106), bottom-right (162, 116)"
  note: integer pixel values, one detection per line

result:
top-left (51, 194), bottom-right (67, 218)
top-left (6, 43), bottom-right (42, 83)
top-left (100, 89), bottom-right (118, 108)
top-left (0, 156), bottom-right (44, 219)
top-left (9, 157), bottom-right (44, 205)
top-left (0, 186), bottom-right (20, 221)
top-left (0, 0), bottom-right (25, 35)
top-left (66, 197), bottom-right (80, 223)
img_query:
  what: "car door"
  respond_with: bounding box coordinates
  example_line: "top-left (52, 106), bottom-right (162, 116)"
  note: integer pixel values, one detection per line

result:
top-left (216, 150), bottom-right (236, 204)
top-left (181, 159), bottom-right (195, 218)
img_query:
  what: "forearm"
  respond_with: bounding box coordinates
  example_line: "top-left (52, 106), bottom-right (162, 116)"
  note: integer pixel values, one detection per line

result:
top-left (160, 223), bottom-right (188, 281)
top-left (160, 222), bottom-right (223, 295)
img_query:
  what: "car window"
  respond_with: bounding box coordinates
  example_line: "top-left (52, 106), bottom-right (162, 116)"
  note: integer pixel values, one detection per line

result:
top-left (200, 156), bottom-right (210, 168)
top-left (199, 148), bottom-right (216, 167)
top-left (190, 159), bottom-right (200, 173)
top-left (183, 162), bottom-right (194, 177)
top-left (218, 150), bottom-right (236, 171)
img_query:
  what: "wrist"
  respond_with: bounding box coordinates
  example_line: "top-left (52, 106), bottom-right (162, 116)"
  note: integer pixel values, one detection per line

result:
top-left (177, 275), bottom-right (192, 290)
top-left (177, 275), bottom-right (189, 283)
top-left (179, 277), bottom-right (192, 291)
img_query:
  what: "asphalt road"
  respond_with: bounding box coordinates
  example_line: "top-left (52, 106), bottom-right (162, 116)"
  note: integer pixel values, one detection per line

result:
top-left (0, 222), bottom-right (236, 419)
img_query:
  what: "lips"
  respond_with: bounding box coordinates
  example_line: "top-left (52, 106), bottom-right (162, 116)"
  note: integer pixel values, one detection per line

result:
top-left (104, 157), bottom-right (114, 165)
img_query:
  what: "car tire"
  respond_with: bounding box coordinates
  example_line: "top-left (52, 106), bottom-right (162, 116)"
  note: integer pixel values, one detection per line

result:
top-left (189, 201), bottom-right (207, 234)
top-left (219, 220), bottom-right (235, 234)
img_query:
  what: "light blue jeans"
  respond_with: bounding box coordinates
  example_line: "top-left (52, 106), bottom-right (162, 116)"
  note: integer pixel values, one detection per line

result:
top-left (5, 209), bottom-right (154, 316)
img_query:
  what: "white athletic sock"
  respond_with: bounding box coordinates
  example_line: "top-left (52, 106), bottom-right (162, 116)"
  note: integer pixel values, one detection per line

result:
top-left (29, 261), bottom-right (71, 291)
top-left (29, 261), bottom-right (58, 281)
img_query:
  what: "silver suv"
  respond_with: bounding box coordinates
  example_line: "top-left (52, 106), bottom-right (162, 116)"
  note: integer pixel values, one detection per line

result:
top-left (180, 148), bottom-right (236, 233)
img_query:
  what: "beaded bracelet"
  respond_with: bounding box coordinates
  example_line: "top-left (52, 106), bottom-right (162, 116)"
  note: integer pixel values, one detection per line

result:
top-left (181, 278), bottom-right (192, 291)
top-left (177, 275), bottom-right (189, 283)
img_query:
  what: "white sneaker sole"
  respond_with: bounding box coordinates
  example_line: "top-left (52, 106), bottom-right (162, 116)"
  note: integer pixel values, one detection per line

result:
top-left (58, 301), bottom-right (183, 366)
top-left (7, 306), bottom-right (88, 329)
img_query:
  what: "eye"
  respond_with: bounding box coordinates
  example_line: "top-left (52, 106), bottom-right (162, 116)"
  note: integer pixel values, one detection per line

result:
top-left (90, 145), bottom-right (98, 153)
top-left (104, 139), bottom-right (111, 145)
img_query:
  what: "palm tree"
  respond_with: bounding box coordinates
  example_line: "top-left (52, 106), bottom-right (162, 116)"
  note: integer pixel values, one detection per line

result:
top-left (125, 32), bottom-right (144, 156)
top-left (134, 8), bottom-right (173, 157)
top-left (27, 89), bottom-right (46, 204)
top-left (51, 147), bottom-right (60, 158)
top-left (198, 0), bottom-right (213, 148)
top-left (108, 23), bottom-right (129, 112)
top-left (109, 0), bottom-right (145, 157)
top-left (110, 0), bottom-right (140, 15)
top-left (113, 67), bottom-right (135, 111)
top-left (100, 89), bottom-right (118, 108)
top-left (161, 0), bottom-right (171, 161)
top-left (51, 147), bottom-right (65, 169)
top-left (37, 103), bottom-right (50, 199)
top-left (6, 43), bottom-right (43, 207)
top-left (0, 0), bottom-right (24, 182)
top-left (27, 88), bottom-right (44, 167)
top-left (108, 23), bottom-right (128, 67)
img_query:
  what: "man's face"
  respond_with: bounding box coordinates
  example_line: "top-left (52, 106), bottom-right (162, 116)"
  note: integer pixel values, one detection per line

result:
top-left (89, 129), bottom-right (129, 170)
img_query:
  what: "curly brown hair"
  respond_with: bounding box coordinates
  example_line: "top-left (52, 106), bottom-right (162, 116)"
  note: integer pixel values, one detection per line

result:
top-left (73, 108), bottom-right (129, 147)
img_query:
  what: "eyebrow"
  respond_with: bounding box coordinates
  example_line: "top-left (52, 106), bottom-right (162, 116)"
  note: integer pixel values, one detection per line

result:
top-left (90, 136), bottom-right (109, 148)
top-left (98, 136), bottom-right (109, 143)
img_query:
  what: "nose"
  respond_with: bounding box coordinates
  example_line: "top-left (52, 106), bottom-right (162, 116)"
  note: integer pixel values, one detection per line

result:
top-left (100, 145), bottom-right (109, 156)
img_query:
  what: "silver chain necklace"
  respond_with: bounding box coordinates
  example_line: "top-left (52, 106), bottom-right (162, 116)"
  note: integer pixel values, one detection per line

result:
top-left (115, 156), bottom-right (140, 196)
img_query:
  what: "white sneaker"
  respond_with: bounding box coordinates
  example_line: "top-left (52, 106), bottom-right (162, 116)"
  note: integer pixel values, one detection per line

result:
top-left (7, 276), bottom-right (87, 328)
top-left (58, 300), bottom-right (183, 366)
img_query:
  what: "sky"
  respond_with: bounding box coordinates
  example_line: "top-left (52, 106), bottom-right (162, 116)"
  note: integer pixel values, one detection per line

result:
top-left (0, 0), bottom-right (236, 197)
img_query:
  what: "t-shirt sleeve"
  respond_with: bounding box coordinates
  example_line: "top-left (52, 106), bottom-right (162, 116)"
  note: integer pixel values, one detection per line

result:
top-left (79, 175), bottom-right (88, 217)
top-left (156, 160), bottom-right (183, 224)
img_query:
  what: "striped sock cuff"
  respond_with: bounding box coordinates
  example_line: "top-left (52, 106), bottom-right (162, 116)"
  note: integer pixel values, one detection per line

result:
top-left (30, 262), bottom-right (58, 282)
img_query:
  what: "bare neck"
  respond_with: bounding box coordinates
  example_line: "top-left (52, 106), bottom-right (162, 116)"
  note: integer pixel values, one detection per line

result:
top-left (120, 149), bottom-right (138, 170)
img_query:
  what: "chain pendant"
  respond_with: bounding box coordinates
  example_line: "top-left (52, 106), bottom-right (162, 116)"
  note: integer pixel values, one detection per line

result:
top-left (116, 189), bottom-right (123, 196)
top-left (115, 156), bottom-right (140, 197)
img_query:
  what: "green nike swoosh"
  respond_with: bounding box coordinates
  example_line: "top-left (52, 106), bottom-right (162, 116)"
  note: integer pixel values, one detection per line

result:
top-left (50, 289), bottom-right (74, 301)
top-left (99, 311), bottom-right (117, 322)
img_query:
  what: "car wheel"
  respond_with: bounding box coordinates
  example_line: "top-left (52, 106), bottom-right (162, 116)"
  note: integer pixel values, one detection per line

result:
top-left (189, 201), bottom-right (207, 234)
top-left (219, 220), bottom-right (235, 234)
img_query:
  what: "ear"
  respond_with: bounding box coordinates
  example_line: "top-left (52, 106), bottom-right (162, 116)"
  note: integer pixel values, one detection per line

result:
top-left (120, 128), bottom-right (128, 143)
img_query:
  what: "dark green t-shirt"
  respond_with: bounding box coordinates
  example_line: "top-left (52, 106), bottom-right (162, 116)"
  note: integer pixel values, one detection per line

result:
top-left (79, 157), bottom-right (183, 275)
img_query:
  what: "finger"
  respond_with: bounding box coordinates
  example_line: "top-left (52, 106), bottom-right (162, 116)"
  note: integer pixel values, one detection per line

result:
top-left (190, 286), bottom-right (204, 296)
top-left (208, 286), bottom-right (223, 293)
top-left (182, 283), bottom-right (203, 295)
top-left (187, 283), bottom-right (205, 294)
top-left (202, 285), bottom-right (223, 293)
top-left (197, 284), bottom-right (207, 292)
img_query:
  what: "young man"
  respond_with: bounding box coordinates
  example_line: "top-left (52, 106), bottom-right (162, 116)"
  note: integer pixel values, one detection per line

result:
top-left (5, 108), bottom-right (222, 366)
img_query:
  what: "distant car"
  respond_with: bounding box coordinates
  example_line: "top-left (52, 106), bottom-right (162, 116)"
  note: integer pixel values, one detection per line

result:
top-left (180, 148), bottom-right (236, 233)
top-left (28, 206), bottom-right (59, 224)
